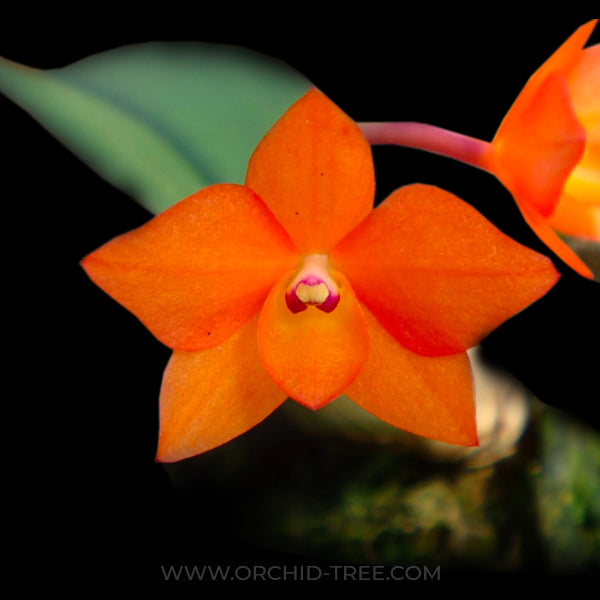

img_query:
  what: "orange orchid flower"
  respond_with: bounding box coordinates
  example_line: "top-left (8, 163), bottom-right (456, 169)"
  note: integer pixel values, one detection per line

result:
top-left (486, 19), bottom-right (599, 278)
top-left (361, 20), bottom-right (599, 279)
top-left (81, 89), bottom-right (559, 463)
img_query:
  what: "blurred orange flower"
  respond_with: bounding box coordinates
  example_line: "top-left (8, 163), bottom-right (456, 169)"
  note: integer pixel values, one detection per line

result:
top-left (487, 19), bottom-right (599, 277)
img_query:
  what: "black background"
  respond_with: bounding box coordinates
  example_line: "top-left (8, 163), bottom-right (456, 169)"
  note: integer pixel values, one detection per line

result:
top-left (2, 13), bottom-right (599, 587)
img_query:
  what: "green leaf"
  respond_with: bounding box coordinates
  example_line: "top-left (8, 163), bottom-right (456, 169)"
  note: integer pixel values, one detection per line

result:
top-left (0, 43), bottom-right (312, 214)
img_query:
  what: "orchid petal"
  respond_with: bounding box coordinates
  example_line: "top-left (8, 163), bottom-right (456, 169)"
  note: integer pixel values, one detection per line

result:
top-left (331, 184), bottom-right (560, 357)
top-left (156, 315), bottom-right (287, 462)
top-left (488, 20), bottom-right (598, 236)
top-left (532, 20), bottom-right (598, 87)
top-left (490, 73), bottom-right (586, 217)
top-left (521, 206), bottom-right (595, 276)
top-left (245, 88), bottom-right (375, 253)
top-left (257, 270), bottom-right (369, 410)
top-left (346, 307), bottom-right (477, 446)
top-left (569, 44), bottom-right (600, 121)
top-left (81, 184), bottom-right (298, 352)
top-left (549, 193), bottom-right (600, 241)
top-left (562, 136), bottom-right (600, 206)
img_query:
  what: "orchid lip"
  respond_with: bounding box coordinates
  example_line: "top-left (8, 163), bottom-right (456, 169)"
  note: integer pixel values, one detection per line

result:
top-left (285, 254), bottom-right (340, 314)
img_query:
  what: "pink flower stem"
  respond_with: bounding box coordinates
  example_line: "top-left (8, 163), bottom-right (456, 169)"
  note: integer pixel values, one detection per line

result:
top-left (359, 122), bottom-right (494, 173)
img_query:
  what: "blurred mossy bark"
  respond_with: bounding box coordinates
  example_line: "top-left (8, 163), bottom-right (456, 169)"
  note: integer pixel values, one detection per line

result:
top-left (166, 394), bottom-right (600, 574)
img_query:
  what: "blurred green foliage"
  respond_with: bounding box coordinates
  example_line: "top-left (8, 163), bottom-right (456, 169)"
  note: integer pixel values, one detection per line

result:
top-left (0, 44), bottom-right (310, 214)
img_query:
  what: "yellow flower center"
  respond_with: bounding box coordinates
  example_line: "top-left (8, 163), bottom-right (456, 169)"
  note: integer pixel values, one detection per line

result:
top-left (285, 254), bottom-right (340, 313)
top-left (295, 282), bottom-right (329, 304)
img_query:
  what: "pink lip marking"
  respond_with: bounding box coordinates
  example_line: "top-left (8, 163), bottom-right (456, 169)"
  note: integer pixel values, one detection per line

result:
top-left (284, 254), bottom-right (341, 314)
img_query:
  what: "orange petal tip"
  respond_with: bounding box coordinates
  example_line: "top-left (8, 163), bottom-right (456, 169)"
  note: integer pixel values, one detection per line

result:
top-left (346, 308), bottom-right (479, 447)
top-left (155, 317), bottom-right (287, 462)
top-left (81, 184), bottom-right (298, 352)
top-left (246, 88), bottom-right (375, 253)
top-left (332, 184), bottom-right (561, 357)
